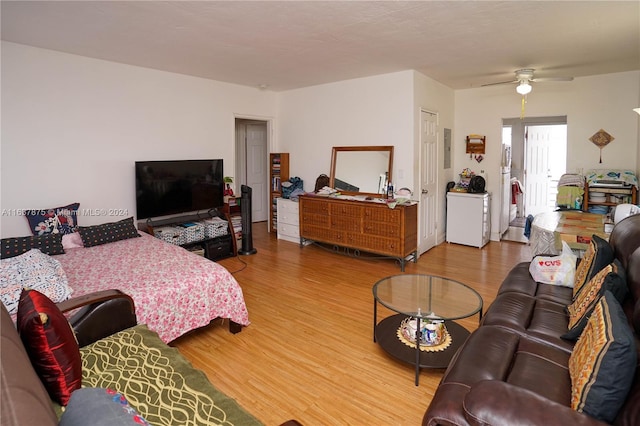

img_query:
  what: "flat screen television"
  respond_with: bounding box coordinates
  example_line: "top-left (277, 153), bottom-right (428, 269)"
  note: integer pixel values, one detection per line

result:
top-left (135, 159), bottom-right (224, 220)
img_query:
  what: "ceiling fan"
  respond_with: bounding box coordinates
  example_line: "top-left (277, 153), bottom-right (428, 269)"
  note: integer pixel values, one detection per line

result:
top-left (482, 68), bottom-right (574, 95)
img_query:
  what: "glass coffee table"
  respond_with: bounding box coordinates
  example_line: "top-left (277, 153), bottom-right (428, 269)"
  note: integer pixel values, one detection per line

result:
top-left (373, 274), bottom-right (483, 385)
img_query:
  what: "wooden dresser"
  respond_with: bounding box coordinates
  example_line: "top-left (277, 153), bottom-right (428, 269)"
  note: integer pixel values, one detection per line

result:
top-left (299, 195), bottom-right (418, 270)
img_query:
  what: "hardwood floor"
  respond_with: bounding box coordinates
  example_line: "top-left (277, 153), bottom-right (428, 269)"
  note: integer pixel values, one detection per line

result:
top-left (171, 222), bottom-right (532, 426)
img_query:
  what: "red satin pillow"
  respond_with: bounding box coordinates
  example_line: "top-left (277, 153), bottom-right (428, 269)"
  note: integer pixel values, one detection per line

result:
top-left (17, 289), bottom-right (82, 405)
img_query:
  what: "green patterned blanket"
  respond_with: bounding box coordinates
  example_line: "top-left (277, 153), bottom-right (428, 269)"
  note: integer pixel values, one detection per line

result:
top-left (76, 325), bottom-right (262, 426)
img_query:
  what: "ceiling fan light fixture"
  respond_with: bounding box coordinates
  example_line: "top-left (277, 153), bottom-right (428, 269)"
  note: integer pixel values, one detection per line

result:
top-left (516, 81), bottom-right (532, 95)
top-left (634, 107), bottom-right (640, 115)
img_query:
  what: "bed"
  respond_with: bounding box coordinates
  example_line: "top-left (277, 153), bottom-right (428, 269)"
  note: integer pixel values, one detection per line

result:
top-left (54, 231), bottom-right (250, 343)
top-left (1, 225), bottom-right (250, 343)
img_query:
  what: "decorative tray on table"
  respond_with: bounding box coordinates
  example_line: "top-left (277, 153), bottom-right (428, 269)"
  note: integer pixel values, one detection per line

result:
top-left (397, 317), bottom-right (452, 352)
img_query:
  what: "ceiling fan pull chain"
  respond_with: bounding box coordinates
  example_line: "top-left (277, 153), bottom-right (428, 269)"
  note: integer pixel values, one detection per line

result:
top-left (520, 96), bottom-right (526, 119)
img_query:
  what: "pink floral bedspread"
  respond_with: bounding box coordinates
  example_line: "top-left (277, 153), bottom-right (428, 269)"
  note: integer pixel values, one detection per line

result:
top-left (56, 232), bottom-right (249, 343)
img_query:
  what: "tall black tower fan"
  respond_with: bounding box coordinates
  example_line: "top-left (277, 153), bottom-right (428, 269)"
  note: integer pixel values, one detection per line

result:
top-left (239, 185), bottom-right (257, 255)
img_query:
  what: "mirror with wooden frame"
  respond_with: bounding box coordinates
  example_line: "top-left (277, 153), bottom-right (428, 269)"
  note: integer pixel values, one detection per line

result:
top-left (330, 146), bottom-right (394, 196)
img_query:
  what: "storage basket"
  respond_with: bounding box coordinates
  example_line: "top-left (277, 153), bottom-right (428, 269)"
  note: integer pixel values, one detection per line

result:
top-left (200, 217), bottom-right (229, 238)
top-left (154, 223), bottom-right (205, 246)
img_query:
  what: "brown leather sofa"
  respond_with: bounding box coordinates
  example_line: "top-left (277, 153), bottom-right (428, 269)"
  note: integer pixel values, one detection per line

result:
top-left (1, 290), bottom-right (302, 426)
top-left (1, 290), bottom-right (138, 425)
top-left (424, 214), bottom-right (640, 426)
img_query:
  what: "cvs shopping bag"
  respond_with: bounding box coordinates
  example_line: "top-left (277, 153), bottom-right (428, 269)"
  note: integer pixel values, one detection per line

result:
top-left (529, 241), bottom-right (577, 287)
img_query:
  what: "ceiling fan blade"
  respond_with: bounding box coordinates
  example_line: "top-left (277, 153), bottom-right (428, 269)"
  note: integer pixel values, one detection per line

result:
top-left (531, 77), bottom-right (574, 82)
top-left (481, 79), bottom-right (518, 87)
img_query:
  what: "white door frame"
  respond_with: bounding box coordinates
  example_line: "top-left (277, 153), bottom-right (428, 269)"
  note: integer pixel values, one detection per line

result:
top-left (504, 116), bottom-right (567, 218)
top-left (234, 115), bottom-right (274, 222)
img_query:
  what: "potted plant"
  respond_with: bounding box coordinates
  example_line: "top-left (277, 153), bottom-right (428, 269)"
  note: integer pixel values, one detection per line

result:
top-left (223, 176), bottom-right (234, 197)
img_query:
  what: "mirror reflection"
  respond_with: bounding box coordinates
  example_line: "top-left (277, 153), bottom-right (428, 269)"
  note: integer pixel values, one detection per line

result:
top-left (330, 146), bottom-right (394, 195)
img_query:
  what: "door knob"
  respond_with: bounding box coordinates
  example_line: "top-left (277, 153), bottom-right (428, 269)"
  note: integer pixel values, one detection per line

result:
top-left (421, 189), bottom-right (429, 194)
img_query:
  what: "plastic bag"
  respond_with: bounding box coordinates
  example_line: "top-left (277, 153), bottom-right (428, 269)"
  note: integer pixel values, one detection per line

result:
top-left (529, 241), bottom-right (577, 287)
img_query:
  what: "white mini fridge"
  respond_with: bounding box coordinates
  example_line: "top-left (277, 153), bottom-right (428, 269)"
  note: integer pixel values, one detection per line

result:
top-left (446, 192), bottom-right (491, 248)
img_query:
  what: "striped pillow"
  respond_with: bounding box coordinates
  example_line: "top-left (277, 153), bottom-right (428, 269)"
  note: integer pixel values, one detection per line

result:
top-left (563, 260), bottom-right (627, 340)
top-left (569, 291), bottom-right (636, 423)
top-left (573, 235), bottom-right (613, 298)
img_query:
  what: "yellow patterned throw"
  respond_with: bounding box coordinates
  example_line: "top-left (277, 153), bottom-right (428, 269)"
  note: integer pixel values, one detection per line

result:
top-left (79, 325), bottom-right (262, 426)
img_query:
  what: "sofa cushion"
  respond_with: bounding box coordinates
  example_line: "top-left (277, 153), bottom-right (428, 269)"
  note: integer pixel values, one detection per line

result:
top-left (1, 249), bottom-right (72, 315)
top-left (25, 202), bottom-right (80, 236)
top-left (563, 260), bottom-right (627, 340)
top-left (78, 217), bottom-right (140, 248)
top-left (17, 289), bottom-right (82, 405)
top-left (569, 291), bottom-right (637, 423)
top-left (424, 325), bottom-right (573, 426)
top-left (1, 233), bottom-right (65, 259)
top-left (573, 235), bottom-right (614, 299)
top-left (59, 387), bottom-right (150, 426)
top-left (496, 262), bottom-right (573, 305)
top-left (609, 214), bottom-right (640, 269)
top-left (481, 292), bottom-right (574, 353)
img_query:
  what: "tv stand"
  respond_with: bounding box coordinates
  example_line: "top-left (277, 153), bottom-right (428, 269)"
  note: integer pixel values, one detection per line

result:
top-left (138, 209), bottom-right (235, 261)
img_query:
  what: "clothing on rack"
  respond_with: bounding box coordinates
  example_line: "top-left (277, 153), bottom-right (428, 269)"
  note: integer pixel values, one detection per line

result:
top-left (558, 174), bottom-right (586, 187)
top-left (556, 173), bottom-right (586, 209)
top-left (511, 179), bottom-right (523, 204)
top-left (557, 186), bottom-right (585, 208)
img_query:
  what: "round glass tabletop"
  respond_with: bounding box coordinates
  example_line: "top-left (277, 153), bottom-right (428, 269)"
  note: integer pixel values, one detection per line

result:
top-left (373, 274), bottom-right (483, 321)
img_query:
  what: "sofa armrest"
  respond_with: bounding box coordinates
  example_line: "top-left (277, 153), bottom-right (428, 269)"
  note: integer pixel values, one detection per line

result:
top-left (57, 290), bottom-right (137, 348)
top-left (464, 381), bottom-right (608, 426)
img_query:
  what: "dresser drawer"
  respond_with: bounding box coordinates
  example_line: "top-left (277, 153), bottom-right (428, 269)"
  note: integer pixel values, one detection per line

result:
top-left (279, 211), bottom-right (299, 226)
top-left (277, 198), bottom-right (300, 226)
top-left (277, 198), bottom-right (299, 213)
top-left (278, 223), bottom-right (300, 238)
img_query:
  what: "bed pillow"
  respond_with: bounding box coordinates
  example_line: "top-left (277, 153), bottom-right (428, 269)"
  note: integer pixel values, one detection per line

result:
top-left (563, 260), bottom-right (627, 340)
top-left (0, 249), bottom-right (72, 315)
top-left (0, 233), bottom-right (65, 259)
top-left (569, 291), bottom-right (636, 423)
top-left (78, 217), bottom-right (140, 248)
top-left (573, 235), bottom-right (614, 299)
top-left (25, 203), bottom-right (80, 236)
top-left (61, 232), bottom-right (84, 250)
top-left (17, 289), bottom-right (82, 406)
top-left (59, 388), bottom-right (150, 426)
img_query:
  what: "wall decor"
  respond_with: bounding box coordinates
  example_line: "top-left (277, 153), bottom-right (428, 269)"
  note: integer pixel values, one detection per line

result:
top-left (465, 134), bottom-right (486, 158)
top-left (589, 129), bottom-right (615, 163)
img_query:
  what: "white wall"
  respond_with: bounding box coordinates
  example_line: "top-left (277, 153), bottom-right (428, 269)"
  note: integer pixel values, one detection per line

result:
top-left (3, 41), bottom-right (637, 244)
top-left (1, 42), bottom-right (278, 237)
top-left (455, 71), bottom-right (640, 240)
top-left (277, 71), bottom-right (415, 191)
top-left (276, 70), bottom-right (455, 248)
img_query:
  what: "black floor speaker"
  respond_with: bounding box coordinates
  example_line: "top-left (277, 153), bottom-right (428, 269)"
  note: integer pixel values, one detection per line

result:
top-left (239, 184), bottom-right (257, 255)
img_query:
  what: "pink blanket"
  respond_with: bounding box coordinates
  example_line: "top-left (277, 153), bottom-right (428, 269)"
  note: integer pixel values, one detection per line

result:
top-left (57, 232), bottom-right (249, 342)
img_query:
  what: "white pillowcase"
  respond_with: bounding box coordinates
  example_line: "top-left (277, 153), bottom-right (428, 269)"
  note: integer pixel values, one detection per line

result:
top-left (62, 232), bottom-right (84, 249)
top-left (0, 249), bottom-right (72, 315)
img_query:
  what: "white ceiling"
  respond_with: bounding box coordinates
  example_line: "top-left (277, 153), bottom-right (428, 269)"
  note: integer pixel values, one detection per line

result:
top-left (2, 1), bottom-right (639, 91)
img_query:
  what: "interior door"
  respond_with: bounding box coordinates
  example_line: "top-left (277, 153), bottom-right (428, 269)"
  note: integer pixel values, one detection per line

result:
top-left (245, 123), bottom-right (268, 222)
top-left (419, 110), bottom-right (438, 254)
top-left (524, 124), bottom-right (567, 217)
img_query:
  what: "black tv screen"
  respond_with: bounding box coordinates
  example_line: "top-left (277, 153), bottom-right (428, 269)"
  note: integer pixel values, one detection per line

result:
top-left (135, 159), bottom-right (224, 220)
